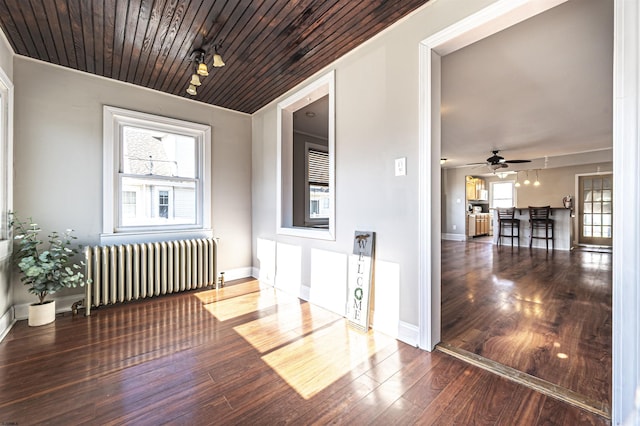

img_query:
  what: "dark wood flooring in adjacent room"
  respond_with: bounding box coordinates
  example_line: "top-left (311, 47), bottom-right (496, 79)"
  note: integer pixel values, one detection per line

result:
top-left (0, 279), bottom-right (608, 425)
top-left (441, 240), bottom-right (612, 411)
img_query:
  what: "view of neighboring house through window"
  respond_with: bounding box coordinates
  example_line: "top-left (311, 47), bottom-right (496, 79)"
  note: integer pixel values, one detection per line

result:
top-left (120, 126), bottom-right (196, 227)
top-left (491, 181), bottom-right (515, 208)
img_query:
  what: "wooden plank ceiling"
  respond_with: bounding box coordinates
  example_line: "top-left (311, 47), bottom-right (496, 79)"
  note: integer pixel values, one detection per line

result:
top-left (0, 0), bottom-right (430, 114)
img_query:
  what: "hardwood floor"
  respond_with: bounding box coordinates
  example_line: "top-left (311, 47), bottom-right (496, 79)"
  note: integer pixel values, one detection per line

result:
top-left (441, 240), bottom-right (612, 411)
top-left (0, 278), bottom-right (608, 425)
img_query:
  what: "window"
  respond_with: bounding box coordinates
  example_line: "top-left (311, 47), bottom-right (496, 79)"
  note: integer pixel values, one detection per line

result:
top-left (103, 107), bottom-right (211, 244)
top-left (491, 181), bottom-right (515, 208)
top-left (0, 67), bottom-right (12, 258)
top-left (306, 144), bottom-right (330, 224)
top-left (158, 190), bottom-right (169, 219)
top-left (277, 71), bottom-right (335, 239)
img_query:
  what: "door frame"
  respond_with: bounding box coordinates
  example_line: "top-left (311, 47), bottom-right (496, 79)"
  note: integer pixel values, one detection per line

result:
top-left (417, 0), bottom-right (640, 424)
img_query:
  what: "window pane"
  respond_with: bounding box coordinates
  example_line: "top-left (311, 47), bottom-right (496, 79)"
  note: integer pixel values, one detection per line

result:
top-left (602, 202), bottom-right (611, 213)
top-left (583, 226), bottom-right (592, 237)
top-left (592, 226), bottom-right (602, 237)
top-left (603, 214), bottom-right (612, 226)
top-left (309, 184), bottom-right (330, 219)
top-left (603, 226), bottom-right (612, 238)
top-left (121, 177), bottom-right (196, 227)
top-left (122, 191), bottom-right (137, 218)
top-left (122, 127), bottom-right (195, 178)
top-left (602, 190), bottom-right (611, 201)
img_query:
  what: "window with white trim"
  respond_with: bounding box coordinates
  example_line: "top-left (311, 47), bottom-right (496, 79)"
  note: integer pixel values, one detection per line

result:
top-left (305, 143), bottom-right (330, 224)
top-left (491, 181), bottom-right (515, 208)
top-left (277, 71), bottom-right (335, 240)
top-left (103, 106), bottom-right (211, 244)
top-left (0, 68), bottom-right (12, 258)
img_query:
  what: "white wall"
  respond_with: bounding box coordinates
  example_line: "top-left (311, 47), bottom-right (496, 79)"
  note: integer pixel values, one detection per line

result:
top-left (0, 29), bottom-right (13, 339)
top-left (252, 0), bottom-right (497, 339)
top-left (12, 57), bottom-right (252, 306)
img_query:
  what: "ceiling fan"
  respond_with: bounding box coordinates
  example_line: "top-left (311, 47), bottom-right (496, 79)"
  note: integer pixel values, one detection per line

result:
top-left (471, 150), bottom-right (532, 170)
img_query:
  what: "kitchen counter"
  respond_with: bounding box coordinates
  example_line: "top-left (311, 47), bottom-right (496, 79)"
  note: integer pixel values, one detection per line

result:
top-left (493, 207), bottom-right (572, 250)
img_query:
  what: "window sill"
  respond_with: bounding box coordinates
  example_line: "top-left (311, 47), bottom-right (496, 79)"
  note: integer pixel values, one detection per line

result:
top-left (277, 226), bottom-right (335, 241)
top-left (100, 229), bottom-right (214, 246)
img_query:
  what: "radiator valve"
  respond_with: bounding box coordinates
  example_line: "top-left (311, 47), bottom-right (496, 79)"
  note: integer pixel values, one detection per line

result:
top-left (218, 272), bottom-right (225, 289)
top-left (71, 299), bottom-right (84, 316)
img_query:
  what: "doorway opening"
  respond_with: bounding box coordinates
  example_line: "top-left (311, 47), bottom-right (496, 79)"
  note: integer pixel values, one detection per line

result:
top-left (420, 0), bottom-right (614, 418)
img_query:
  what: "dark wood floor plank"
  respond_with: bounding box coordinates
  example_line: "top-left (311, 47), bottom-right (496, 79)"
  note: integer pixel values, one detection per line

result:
top-left (0, 278), bottom-right (609, 425)
top-left (441, 240), bottom-right (612, 406)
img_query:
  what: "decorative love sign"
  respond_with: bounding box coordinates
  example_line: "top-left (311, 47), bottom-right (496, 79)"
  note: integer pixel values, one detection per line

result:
top-left (347, 231), bottom-right (375, 332)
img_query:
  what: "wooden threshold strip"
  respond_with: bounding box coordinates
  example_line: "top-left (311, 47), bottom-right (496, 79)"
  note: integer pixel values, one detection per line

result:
top-left (436, 342), bottom-right (611, 420)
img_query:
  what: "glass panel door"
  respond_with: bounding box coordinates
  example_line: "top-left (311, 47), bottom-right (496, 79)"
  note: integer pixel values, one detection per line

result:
top-left (578, 174), bottom-right (612, 246)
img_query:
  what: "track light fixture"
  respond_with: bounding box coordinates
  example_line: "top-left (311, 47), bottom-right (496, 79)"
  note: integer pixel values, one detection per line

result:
top-left (186, 46), bottom-right (226, 96)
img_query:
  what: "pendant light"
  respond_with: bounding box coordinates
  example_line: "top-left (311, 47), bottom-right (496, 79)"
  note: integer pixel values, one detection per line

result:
top-left (534, 170), bottom-right (541, 186)
top-left (515, 171), bottom-right (521, 188)
top-left (523, 171), bottom-right (531, 185)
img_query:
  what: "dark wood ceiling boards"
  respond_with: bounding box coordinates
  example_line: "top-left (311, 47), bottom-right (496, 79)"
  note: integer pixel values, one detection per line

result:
top-left (0, 0), bottom-right (430, 114)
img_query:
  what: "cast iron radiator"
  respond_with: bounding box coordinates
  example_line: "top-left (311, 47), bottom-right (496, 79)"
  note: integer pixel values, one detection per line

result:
top-left (84, 238), bottom-right (217, 315)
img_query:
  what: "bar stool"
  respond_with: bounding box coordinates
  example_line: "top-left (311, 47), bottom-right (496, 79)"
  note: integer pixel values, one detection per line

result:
top-left (529, 206), bottom-right (554, 250)
top-left (496, 208), bottom-right (520, 246)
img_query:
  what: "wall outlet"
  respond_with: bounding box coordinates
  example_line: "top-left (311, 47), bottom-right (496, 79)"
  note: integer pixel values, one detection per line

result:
top-left (452, 224), bottom-right (457, 230)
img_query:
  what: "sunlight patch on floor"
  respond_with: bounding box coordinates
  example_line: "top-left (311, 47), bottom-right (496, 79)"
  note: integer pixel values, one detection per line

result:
top-left (202, 289), bottom-right (280, 321)
top-left (233, 302), bottom-right (340, 353)
top-left (260, 320), bottom-right (395, 399)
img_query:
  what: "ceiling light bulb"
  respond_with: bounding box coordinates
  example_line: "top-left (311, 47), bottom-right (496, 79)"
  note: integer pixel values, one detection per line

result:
top-left (515, 181), bottom-right (521, 188)
top-left (186, 84), bottom-right (197, 96)
top-left (189, 74), bottom-right (202, 86)
top-left (524, 178), bottom-right (530, 185)
top-left (212, 53), bottom-right (225, 67)
top-left (534, 180), bottom-right (540, 186)
top-left (197, 62), bottom-right (209, 76)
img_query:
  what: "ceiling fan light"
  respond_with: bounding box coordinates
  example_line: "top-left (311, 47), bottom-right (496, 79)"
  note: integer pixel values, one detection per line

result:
top-left (197, 62), bottom-right (209, 76)
top-left (186, 84), bottom-right (197, 96)
top-left (189, 74), bottom-right (202, 86)
top-left (213, 53), bottom-right (225, 67)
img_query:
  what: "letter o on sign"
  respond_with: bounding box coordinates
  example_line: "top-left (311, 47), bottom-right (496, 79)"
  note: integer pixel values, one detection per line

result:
top-left (354, 287), bottom-right (363, 301)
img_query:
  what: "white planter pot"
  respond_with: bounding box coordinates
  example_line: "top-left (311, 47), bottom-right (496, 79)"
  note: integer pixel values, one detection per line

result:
top-left (28, 300), bottom-right (56, 326)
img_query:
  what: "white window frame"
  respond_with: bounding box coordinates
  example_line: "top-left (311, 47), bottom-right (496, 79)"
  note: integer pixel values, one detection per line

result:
top-left (0, 67), bottom-right (13, 260)
top-left (304, 142), bottom-right (329, 226)
top-left (277, 70), bottom-right (335, 240)
top-left (102, 106), bottom-right (211, 245)
top-left (490, 180), bottom-right (516, 208)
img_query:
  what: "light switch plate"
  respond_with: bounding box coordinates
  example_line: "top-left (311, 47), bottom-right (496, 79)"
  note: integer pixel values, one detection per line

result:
top-left (395, 157), bottom-right (406, 176)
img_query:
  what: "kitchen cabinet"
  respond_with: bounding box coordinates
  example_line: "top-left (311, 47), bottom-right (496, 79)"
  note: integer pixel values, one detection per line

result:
top-left (466, 176), bottom-right (487, 201)
top-left (467, 213), bottom-right (492, 237)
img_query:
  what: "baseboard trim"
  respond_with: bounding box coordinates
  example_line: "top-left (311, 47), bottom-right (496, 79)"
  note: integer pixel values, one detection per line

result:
top-left (441, 233), bottom-right (466, 241)
top-left (436, 342), bottom-right (610, 420)
top-left (397, 321), bottom-right (419, 347)
top-left (0, 307), bottom-right (16, 342)
top-left (220, 266), bottom-right (254, 282)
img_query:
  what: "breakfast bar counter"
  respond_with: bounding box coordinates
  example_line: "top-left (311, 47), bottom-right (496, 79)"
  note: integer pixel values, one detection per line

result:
top-left (492, 207), bottom-right (572, 250)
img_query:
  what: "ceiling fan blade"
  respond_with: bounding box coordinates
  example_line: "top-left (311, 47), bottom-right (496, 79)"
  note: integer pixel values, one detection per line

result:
top-left (504, 159), bottom-right (531, 163)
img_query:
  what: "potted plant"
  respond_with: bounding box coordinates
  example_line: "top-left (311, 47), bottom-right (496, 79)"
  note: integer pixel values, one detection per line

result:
top-left (11, 215), bottom-right (86, 326)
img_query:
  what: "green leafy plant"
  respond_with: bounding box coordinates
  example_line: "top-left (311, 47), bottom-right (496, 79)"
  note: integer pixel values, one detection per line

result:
top-left (11, 214), bottom-right (86, 305)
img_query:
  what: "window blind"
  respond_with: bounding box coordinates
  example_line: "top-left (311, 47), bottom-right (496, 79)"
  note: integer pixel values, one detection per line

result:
top-left (308, 149), bottom-right (329, 186)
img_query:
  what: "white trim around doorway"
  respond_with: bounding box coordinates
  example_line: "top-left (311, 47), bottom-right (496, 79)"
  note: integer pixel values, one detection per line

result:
top-left (418, 0), bottom-right (640, 424)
